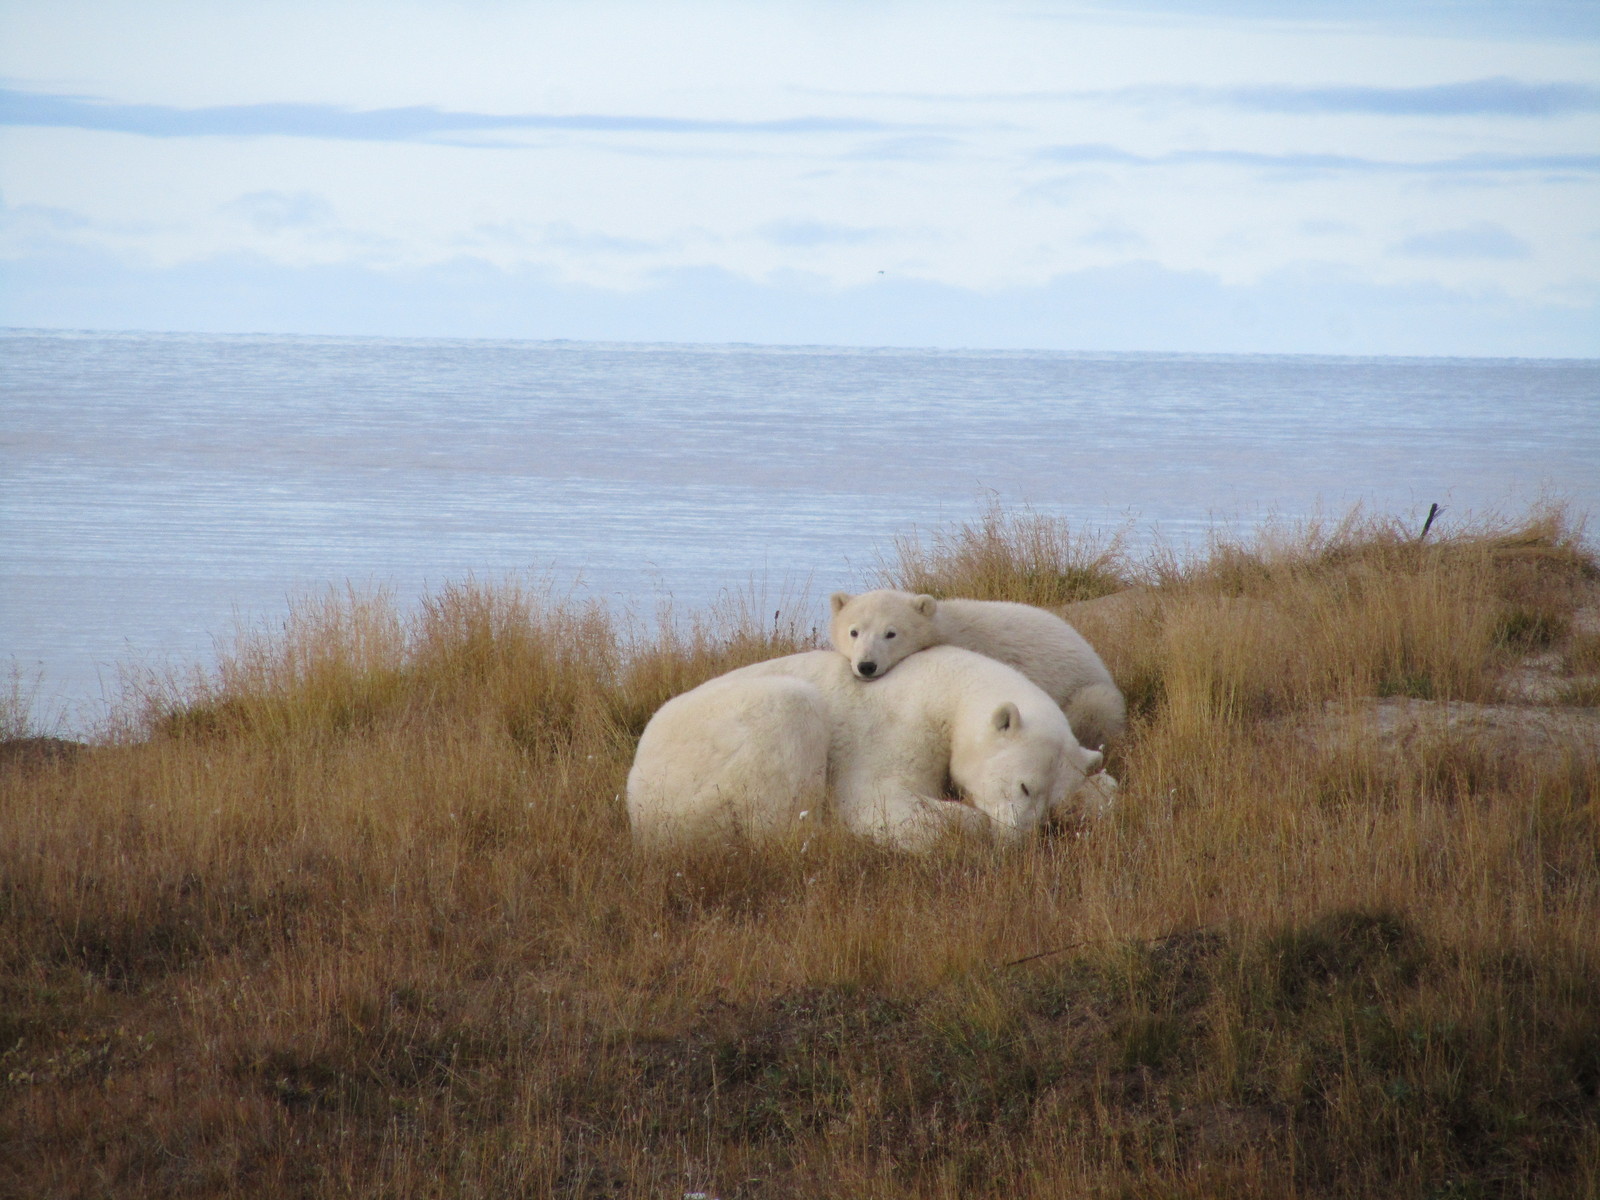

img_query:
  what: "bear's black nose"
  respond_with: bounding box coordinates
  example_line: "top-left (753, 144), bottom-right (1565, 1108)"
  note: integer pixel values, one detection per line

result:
top-left (858, 661), bottom-right (877, 677)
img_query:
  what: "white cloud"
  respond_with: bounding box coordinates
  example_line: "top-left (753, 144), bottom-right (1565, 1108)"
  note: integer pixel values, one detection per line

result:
top-left (0, 1), bottom-right (1596, 354)
top-left (1390, 221), bottom-right (1533, 258)
top-left (1300, 218), bottom-right (1358, 236)
top-left (758, 219), bottom-right (887, 248)
top-left (218, 190), bottom-right (334, 234)
top-left (1077, 224), bottom-right (1147, 250)
top-left (4, 245), bottom-right (1594, 357)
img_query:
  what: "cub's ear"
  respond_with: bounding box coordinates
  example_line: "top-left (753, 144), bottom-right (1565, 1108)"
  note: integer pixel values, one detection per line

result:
top-left (1080, 748), bottom-right (1104, 775)
top-left (913, 593), bottom-right (937, 617)
top-left (991, 701), bottom-right (1022, 733)
top-left (830, 592), bottom-right (853, 614)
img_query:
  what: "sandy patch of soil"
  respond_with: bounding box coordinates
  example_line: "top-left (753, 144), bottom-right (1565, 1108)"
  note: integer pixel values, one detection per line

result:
top-left (1292, 697), bottom-right (1600, 761)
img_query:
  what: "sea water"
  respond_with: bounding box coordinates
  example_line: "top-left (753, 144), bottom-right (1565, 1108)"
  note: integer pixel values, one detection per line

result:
top-left (3, 329), bottom-right (1597, 731)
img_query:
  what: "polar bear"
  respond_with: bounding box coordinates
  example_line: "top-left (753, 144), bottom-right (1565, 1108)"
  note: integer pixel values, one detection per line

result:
top-left (626, 672), bottom-right (832, 845)
top-left (829, 590), bottom-right (1127, 751)
top-left (626, 646), bottom-right (1104, 851)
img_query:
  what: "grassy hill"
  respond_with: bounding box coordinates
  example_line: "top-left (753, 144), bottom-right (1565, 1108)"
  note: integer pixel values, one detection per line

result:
top-left (3, 505), bottom-right (1597, 1198)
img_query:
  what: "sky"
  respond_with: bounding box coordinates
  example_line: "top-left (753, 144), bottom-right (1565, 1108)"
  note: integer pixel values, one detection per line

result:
top-left (1, 0), bottom-right (1597, 356)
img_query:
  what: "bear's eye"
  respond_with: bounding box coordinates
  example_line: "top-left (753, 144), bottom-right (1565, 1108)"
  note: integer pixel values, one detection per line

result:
top-left (849, 628), bottom-right (858, 639)
top-left (1019, 782), bottom-right (1032, 798)
top-left (885, 630), bottom-right (896, 639)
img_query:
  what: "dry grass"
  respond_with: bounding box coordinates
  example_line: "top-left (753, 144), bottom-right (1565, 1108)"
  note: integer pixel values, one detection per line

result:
top-left (3, 506), bottom-right (1598, 1199)
top-left (881, 500), bottom-right (1132, 606)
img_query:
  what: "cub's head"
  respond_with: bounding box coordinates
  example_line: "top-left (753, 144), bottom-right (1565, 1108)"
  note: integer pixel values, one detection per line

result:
top-left (828, 589), bottom-right (939, 681)
top-left (957, 701), bottom-right (1103, 843)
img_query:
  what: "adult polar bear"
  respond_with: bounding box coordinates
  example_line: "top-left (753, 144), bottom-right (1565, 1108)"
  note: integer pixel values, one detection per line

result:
top-left (829, 590), bottom-right (1127, 751)
top-left (626, 647), bottom-right (1103, 851)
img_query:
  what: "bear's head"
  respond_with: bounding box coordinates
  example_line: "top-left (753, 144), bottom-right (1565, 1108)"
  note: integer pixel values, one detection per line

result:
top-left (953, 701), bottom-right (1103, 843)
top-left (829, 589), bottom-right (939, 681)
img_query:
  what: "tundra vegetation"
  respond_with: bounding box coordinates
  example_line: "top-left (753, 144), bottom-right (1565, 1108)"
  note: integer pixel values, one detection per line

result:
top-left (3, 504), bottom-right (1598, 1198)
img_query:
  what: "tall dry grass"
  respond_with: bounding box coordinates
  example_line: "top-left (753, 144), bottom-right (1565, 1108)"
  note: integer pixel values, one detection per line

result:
top-left (883, 500), bottom-right (1131, 606)
top-left (3, 506), bottom-right (1597, 1198)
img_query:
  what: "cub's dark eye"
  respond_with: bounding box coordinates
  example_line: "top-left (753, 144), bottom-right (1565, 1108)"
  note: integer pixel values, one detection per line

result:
top-left (885, 630), bottom-right (896, 639)
top-left (1019, 782), bottom-right (1031, 797)
top-left (849, 629), bottom-right (858, 638)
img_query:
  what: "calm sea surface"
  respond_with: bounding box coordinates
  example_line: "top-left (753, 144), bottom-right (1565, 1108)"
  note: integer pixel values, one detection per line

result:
top-left (4, 330), bottom-right (1597, 731)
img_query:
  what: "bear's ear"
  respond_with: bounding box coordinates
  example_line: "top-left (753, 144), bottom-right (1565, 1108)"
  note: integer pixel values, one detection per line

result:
top-left (991, 702), bottom-right (1021, 733)
top-left (830, 592), bottom-right (852, 614)
top-left (1080, 749), bottom-right (1104, 775)
top-left (913, 593), bottom-right (937, 617)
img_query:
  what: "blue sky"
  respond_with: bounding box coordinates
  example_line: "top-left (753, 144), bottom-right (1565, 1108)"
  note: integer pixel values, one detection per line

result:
top-left (2, 1), bottom-right (1596, 355)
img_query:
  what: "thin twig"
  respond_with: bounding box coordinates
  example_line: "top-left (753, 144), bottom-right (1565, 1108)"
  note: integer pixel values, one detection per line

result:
top-left (1002, 940), bottom-right (1090, 968)
top-left (1002, 926), bottom-right (1214, 969)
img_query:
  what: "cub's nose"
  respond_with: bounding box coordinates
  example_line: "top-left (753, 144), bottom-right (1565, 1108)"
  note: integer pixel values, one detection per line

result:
top-left (857, 661), bottom-right (878, 677)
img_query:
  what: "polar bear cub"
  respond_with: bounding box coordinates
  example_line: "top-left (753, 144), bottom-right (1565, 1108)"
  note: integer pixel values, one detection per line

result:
top-left (829, 590), bottom-right (1127, 751)
top-left (626, 647), bottom-right (1103, 851)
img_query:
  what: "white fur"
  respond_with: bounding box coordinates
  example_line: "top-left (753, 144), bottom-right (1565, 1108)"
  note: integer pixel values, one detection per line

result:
top-left (829, 589), bottom-right (1127, 750)
top-left (626, 646), bottom-right (1103, 851)
top-left (625, 673), bottom-right (831, 845)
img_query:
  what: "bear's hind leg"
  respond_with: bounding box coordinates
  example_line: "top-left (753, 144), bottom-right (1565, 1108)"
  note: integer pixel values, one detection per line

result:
top-left (833, 774), bottom-right (992, 851)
